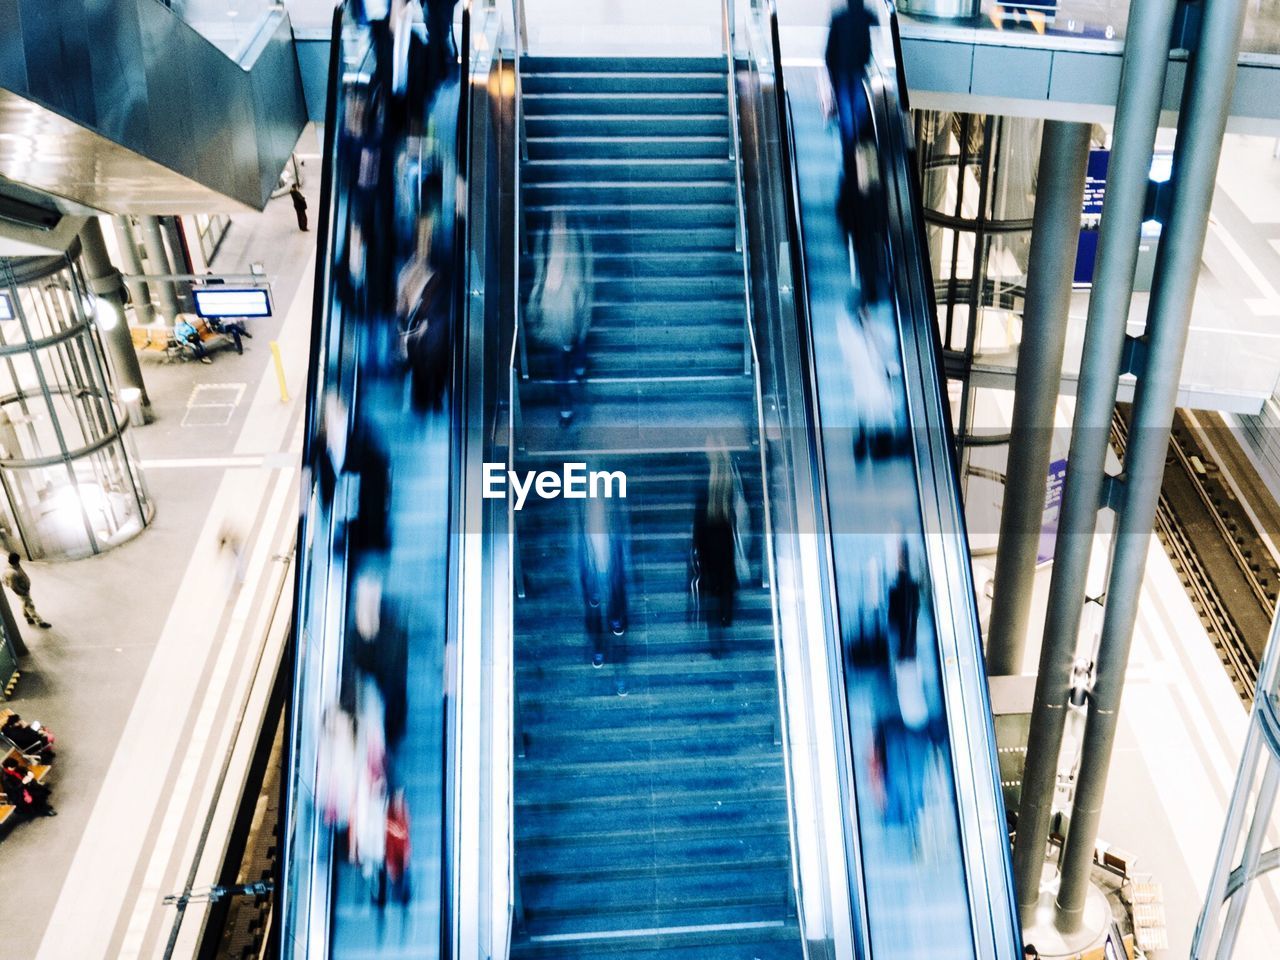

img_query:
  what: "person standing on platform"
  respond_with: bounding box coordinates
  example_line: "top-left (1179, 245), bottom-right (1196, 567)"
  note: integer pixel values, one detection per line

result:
top-left (3, 553), bottom-right (49, 629)
top-left (290, 183), bottom-right (310, 232)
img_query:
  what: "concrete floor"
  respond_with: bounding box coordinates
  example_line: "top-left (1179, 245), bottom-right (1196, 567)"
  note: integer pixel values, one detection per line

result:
top-left (0, 132), bottom-right (318, 960)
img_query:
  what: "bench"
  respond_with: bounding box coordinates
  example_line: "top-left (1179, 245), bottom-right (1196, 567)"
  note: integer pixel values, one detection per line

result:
top-left (130, 317), bottom-right (229, 362)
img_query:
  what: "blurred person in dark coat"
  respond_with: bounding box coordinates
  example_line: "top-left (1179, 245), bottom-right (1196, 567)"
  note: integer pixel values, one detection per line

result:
top-left (693, 448), bottom-right (740, 659)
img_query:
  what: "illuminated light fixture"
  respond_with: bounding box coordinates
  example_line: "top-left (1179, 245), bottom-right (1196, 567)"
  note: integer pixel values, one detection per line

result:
top-left (92, 295), bottom-right (120, 331)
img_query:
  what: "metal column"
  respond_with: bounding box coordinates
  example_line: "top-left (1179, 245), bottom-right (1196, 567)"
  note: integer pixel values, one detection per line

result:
top-left (1010, 0), bottom-right (1178, 920)
top-left (1056, 0), bottom-right (1249, 930)
top-left (985, 120), bottom-right (1091, 678)
top-left (112, 216), bottom-right (155, 326)
top-left (79, 219), bottom-right (151, 407)
top-left (140, 215), bottom-right (180, 322)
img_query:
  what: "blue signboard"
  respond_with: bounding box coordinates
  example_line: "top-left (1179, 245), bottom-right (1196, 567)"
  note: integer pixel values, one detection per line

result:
top-left (1037, 458), bottom-right (1068, 565)
top-left (1074, 149), bottom-right (1109, 286)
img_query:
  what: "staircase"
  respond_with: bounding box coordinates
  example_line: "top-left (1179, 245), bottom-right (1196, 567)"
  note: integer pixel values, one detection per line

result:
top-left (517, 57), bottom-right (755, 457)
top-left (509, 57), bottom-right (803, 960)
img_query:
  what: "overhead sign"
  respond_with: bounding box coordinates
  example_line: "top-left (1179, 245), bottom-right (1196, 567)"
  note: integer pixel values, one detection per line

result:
top-left (192, 287), bottom-right (272, 319)
top-left (0, 291), bottom-right (12, 321)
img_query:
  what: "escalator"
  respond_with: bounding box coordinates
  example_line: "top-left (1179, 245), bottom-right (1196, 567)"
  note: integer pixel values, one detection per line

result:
top-left (280, 4), bottom-right (502, 957)
top-left (282, 2), bottom-right (1019, 958)
top-left (758, 4), bottom-right (1022, 958)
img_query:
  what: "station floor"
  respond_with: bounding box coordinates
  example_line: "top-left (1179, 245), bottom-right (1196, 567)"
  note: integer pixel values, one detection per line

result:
top-left (0, 135), bottom-right (321, 960)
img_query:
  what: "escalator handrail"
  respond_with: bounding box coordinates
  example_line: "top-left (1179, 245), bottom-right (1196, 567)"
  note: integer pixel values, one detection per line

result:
top-left (443, 7), bottom-right (476, 956)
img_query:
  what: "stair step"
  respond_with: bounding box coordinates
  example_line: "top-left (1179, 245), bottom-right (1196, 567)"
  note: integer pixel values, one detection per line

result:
top-left (522, 158), bottom-right (737, 184)
top-left (524, 181), bottom-right (736, 207)
top-left (523, 71), bottom-right (727, 95)
top-left (526, 202), bottom-right (737, 230)
top-left (520, 714), bottom-right (777, 763)
top-left (589, 298), bottom-right (744, 323)
top-left (523, 92), bottom-right (729, 117)
top-left (526, 135), bottom-right (732, 161)
top-left (526, 226), bottom-right (737, 252)
top-left (526, 114), bottom-right (731, 139)
top-left (521, 249), bottom-right (742, 278)
top-left (522, 56), bottom-right (726, 74)
top-left (521, 868), bottom-right (792, 923)
top-left (510, 924), bottom-right (804, 960)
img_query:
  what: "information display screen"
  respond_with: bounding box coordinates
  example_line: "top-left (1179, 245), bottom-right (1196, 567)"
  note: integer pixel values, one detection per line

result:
top-left (0, 291), bottom-right (12, 321)
top-left (192, 287), bottom-right (272, 319)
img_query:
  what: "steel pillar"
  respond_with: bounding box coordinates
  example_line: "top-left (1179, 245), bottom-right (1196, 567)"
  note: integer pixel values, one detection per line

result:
top-left (1055, 0), bottom-right (1250, 931)
top-left (140, 216), bottom-right (180, 322)
top-left (1009, 0), bottom-right (1179, 921)
top-left (79, 220), bottom-right (151, 408)
top-left (985, 120), bottom-right (1091, 678)
top-left (112, 216), bottom-right (155, 326)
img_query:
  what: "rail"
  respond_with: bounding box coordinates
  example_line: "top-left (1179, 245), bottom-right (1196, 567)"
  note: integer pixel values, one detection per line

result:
top-left (1112, 412), bottom-right (1260, 701)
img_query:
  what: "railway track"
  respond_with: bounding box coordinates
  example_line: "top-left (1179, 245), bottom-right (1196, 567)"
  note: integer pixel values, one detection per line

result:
top-left (1112, 410), bottom-right (1276, 704)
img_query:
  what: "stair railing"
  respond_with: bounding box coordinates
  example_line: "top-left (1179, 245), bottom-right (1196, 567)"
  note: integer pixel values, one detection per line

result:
top-left (721, 0), bottom-right (753, 378)
top-left (510, 0), bottom-right (530, 379)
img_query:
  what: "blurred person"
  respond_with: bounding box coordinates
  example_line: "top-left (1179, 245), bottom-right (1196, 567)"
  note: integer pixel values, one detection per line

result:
top-left (347, 426), bottom-right (393, 556)
top-left (319, 706), bottom-right (358, 835)
top-left (351, 763), bottom-right (388, 885)
top-left (389, 0), bottom-right (422, 98)
top-left (4, 552), bottom-right (49, 629)
top-left (217, 523), bottom-right (247, 586)
top-left (381, 789), bottom-right (412, 905)
top-left (692, 447), bottom-right (740, 658)
top-left (528, 209), bottom-right (594, 426)
top-left (290, 183), bottom-right (309, 231)
top-left (2, 756), bottom-right (54, 817)
top-left (210, 316), bottom-right (252, 354)
top-left (2, 713), bottom-right (55, 764)
top-left (174, 316), bottom-right (212, 364)
top-left (351, 677), bottom-right (389, 882)
top-left (317, 390), bottom-right (350, 506)
top-left (405, 270), bottom-right (453, 411)
top-left (578, 496), bottom-right (630, 683)
top-left (424, 0), bottom-right (459, 86)
top-left (826, 2), bottom-right (888, 305)
top-left (836, 309), bottom-right (895, 458)
top-left (353, 570), bottom-right (410, 746)
top-left (354, 569), bottom-right (383, 642)
top-left (825, 2), bottom-right (875, 235)
top-left (887, 542), bottom-right (927, 732)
